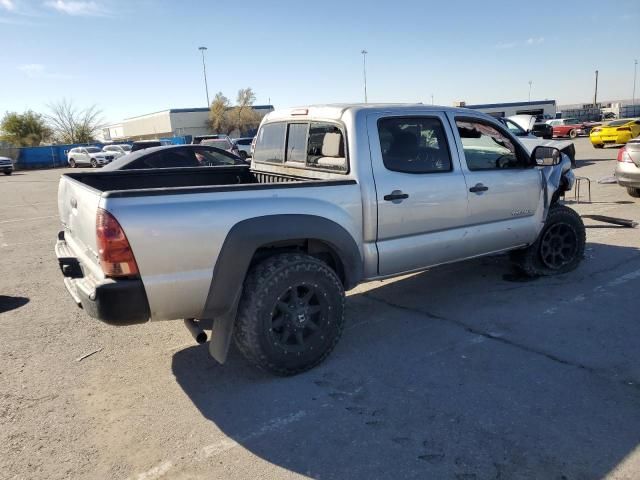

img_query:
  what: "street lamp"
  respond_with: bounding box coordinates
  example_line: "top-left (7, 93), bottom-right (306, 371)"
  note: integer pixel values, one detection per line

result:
top-left (633, 59), bottom-right (638, 106)
top-left (361, 49), bottom-right (368, 103)
top-left (528, 80), bottom-right (532, 102)
top-left (198, 46), bottom-right (210, 107)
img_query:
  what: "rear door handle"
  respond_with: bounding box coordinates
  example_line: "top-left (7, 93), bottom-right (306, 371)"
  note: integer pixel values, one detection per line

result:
top-left (469, 183), bottom-right (489, 193)
top-left (384, 190), bottom-right (409, 201)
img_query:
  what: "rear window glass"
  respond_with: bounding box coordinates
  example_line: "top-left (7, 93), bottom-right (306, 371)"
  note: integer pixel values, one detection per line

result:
top-left (253, 123), bottom-right (286, 163)
top-left (286, 124), bottom-right (308, 163)
top-left (306, 123), bottom-right (347, 172)
top-left (607, 120), bottom-right (629, 126)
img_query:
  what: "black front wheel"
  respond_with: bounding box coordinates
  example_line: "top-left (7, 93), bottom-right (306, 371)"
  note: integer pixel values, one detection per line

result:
top-left (627, 187), bottom-right (640, 198)
top-left (234, 253), bottom-right (345, 376)
top-left (511, 205), bottom-right (585, 277)
top-left (4, 170), bottom-right (11, 175)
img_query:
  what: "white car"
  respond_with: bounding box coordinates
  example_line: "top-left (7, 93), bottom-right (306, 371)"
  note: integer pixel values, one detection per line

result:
top-left (67, 147), bottom-right (116, 168)
top-left (502, 115), bottom-right (577, 167)
top-left (102, 144), bottom-right (132, 158)
top-left (232, 137), bottom-right (254, 159)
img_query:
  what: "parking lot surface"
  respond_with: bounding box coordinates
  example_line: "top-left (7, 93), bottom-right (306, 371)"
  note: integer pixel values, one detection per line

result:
top-left (1, 137), bottom-right (639, 480)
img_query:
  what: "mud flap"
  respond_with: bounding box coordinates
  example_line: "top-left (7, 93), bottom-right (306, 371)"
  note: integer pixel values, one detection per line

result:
top-left (207, 290), bottom-right (242, 364)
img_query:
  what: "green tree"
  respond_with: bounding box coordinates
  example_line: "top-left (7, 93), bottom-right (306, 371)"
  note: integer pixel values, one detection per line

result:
top-left (47, 99), bottom-right (103, 144)
top-left (0, 110), bottom-right (52, 147)
top-left (231, 87), bottom-right (261, 135)
top-left (208, 92), bottom-right (234, 133)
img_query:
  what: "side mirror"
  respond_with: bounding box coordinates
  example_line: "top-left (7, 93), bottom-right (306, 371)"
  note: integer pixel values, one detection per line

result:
top-left (532, 146), bottom-right (561, 166)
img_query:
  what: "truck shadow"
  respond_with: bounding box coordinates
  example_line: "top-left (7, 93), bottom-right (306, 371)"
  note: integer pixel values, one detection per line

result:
top-left (172, 241), bottom-right (640, 479)
top-left (0, 295), bottom-right (29, 314)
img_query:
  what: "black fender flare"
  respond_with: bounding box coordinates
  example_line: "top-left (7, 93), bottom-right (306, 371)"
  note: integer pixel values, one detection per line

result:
top-left (204, 214), bottom-right (363, 363)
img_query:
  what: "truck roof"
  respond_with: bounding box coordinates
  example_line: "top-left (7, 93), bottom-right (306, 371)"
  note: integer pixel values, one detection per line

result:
top-left (264, 103), bottom-right (476, 122)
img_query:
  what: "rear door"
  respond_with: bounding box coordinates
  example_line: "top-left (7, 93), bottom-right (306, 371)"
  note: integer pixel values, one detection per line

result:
top-left (447, 113), bottom-right (542, 252)
top-left (368, 112), bottom-right (471, 276)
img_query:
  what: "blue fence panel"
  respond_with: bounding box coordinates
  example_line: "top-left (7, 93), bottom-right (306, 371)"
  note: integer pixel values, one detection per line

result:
top-left (15, 143), bottom-right (104, 169)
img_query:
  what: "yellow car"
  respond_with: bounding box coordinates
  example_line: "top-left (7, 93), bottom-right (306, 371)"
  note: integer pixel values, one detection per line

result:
top-left (590, 118), bottom-right (640, 148)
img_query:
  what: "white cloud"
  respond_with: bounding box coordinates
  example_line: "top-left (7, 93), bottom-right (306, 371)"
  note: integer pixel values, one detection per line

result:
top-left (496, 42), bottom-right (518, 50)
top-left (17, 63), bottom-right (71, 79)
top-left (0, 0), bottom-right (15, 11)
top-left (526, 37), bottom-right (545, 45)
top-left (44, 0), bottom-right (107, 16)
top-left (496, 37), bottom-right (545, 49)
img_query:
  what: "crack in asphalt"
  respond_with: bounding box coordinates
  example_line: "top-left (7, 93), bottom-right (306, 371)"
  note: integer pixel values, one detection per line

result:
top-left (361, 293), bottom-right (640, 392)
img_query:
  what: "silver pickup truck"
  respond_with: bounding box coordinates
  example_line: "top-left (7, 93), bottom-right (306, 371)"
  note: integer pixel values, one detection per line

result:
top-left (56, 104), bottom-right (584, 375)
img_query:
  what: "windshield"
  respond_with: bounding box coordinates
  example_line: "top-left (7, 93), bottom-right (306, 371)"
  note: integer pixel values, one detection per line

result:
top-left (504, 119), bottom-right (526, 136)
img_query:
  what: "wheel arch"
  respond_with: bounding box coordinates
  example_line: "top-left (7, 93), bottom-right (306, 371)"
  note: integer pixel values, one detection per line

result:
top-left (203, 214), bottom-right (363, 363)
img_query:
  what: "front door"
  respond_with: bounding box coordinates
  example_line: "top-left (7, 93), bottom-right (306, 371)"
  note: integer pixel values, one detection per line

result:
top-left (368, 112), bottom-right (471, 276)
top-left (447, 113), bottom-right (543, 254)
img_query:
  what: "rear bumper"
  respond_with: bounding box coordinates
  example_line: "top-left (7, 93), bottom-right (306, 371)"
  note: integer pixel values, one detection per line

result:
top-left (615, 163), bottom-right (640, 188)
top-left (55, 231), bottom-right (150, 325)
top-left (591, 132), bottom-right (633, 145)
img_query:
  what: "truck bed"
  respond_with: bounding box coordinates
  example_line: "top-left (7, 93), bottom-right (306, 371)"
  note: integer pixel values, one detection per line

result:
top-left (63, 165), bottom-right (314, 196)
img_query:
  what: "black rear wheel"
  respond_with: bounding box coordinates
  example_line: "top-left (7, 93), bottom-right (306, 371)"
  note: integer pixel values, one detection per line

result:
top-left (234, 253), bottom-right (345, 376)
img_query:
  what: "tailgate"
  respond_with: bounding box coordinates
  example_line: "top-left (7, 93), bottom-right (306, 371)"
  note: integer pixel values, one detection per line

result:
top-left (57, 175), bottom-right (104, 279)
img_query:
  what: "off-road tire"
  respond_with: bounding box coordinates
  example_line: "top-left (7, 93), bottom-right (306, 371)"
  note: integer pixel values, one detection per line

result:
top-left (569, 129), bottom-right (578, 139)
top-left (234, 253), bottom-right (345, 376)
top-left (511, 205), bottom-right (585, 277)
top-left (90, 159), bottom-right (98, 168)
top-left (627, 187), bottom-right (640, 198)
top-left (69, 159), bottom-right (76, 168)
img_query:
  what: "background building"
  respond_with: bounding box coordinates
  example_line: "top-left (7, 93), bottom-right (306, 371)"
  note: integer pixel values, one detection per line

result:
top-left (458, 100), bottom-right (557, 119)
top-left (102, 105), bottom-right (274, 142)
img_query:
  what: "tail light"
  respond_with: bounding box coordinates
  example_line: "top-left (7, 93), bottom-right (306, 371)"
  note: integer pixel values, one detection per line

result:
top-left (617, 148), bottom-right (633, 163)
top-left (96, 208), bottom-right (139, 277)
top-left (592, 128), bottom-right (601, 133)
top-left (617, 127), bottom-right (631, 131)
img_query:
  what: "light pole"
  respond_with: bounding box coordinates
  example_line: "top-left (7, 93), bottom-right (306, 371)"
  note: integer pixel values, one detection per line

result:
top-left (594, 69), bottom-right (599, 107)
top-left (528, 80), bottom-right (532, 102)
top-left (361, 49), bottom-right (368, 103)
top-left (633, 59), bottom-right (638, 106)
top-left (198, 46), bottom-right (210, 107)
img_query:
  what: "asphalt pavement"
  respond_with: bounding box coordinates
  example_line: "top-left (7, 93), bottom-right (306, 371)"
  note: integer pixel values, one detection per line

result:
top-left (1, 137), bottom-right (639, 480)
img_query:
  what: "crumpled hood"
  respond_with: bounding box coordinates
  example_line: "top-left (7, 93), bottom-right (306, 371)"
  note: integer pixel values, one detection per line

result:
top-left (518, 137), bottom-right (574, 154)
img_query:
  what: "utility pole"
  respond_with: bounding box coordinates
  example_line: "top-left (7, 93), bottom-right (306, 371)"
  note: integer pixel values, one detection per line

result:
top-left (361, 49), bottom-right (368, 103)
top-left (198, 46), bottom-right (210, 107)
top-left (431, 94), bottom-right (434, 105)
top-left (633, 60), bottom-right (638, 106)
top-left (594, 70), bottom-right (599, 107)
top-left (528, 80), bottom-right (532, 102)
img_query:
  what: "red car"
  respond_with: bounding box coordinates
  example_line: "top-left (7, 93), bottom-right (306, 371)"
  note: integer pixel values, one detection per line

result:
top-left (546, 118), bottom-right (588, 139)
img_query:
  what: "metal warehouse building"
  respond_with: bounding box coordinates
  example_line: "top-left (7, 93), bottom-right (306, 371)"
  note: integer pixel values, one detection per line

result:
top-left (102, 105), bottom-right (274, 141)
top-left (459, 100), bottom-right (557, 119)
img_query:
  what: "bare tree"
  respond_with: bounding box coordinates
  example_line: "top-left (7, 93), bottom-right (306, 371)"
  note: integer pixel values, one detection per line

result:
top-left (47, 99), bottom-right (104, 144)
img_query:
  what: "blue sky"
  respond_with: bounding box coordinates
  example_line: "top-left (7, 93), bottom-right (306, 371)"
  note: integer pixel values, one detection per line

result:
top-left (1, 0), bottom-right (639, 124)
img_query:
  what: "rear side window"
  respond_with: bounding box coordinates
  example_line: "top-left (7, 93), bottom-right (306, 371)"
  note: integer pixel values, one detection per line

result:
top-left (254, 123), bottom-right (286, 163)
top-left (377, 117), bottom-right (452, 173)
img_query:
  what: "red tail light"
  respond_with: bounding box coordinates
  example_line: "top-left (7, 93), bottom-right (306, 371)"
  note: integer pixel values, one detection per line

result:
top-left (617, 127), bottom-right (631, 131)
top-left (617, 148), bottom-right (633, 163)
top-left (96, 208), bottom-right (139, 277)
top-left (592, 128), bottom-right (601, 133)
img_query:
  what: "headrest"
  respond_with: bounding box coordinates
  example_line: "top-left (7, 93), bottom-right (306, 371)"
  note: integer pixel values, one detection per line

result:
top-left (321, 132), bottom-right (343, 157)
